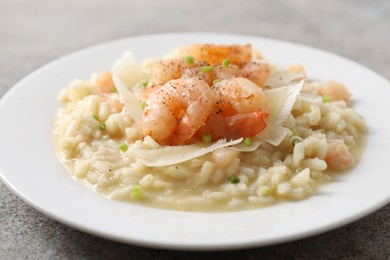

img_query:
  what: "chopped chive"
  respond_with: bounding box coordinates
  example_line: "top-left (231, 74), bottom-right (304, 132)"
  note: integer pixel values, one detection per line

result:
top-left (131, 185), bottom-right (142, 199)
top-left (111, 87), bottom-right (118, 93)
top-left (200, 65), bottom-right (214, 72)
top-left (92, 114), bottom-right (100, 121)
top-left (213, 78), bottom-right (221, 85)
top-left (228, 176), bottom-right (240, 184)
top-left (243, 137), bottom-right (252, 146)
top-left (140, 80), bottom-right (149, 87)
top-left (222, 58), bottom-right (230, 67)
top-left (202, 133), bottom-right (212, 143)
top-left (184, 56), bottom-right (194, 65)
top-left (291, 128), bottom-right (300, 136)
top-left (141, 101), bottom-right (147, 109)
top-left (292, 139), bottom-right (300, 146)
top-left (99, 123), bottom-right (106, 131)
top-left (259, 186), bottom-right (271, 196)
top-left (119, 143), bottom-right (128, 152)
top-left (321, 95), bottom-right (331, 103)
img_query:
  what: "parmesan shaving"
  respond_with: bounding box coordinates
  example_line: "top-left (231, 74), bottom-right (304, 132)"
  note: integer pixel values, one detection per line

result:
top-left (112, 52), bottom-right (145, 87)
top-left (256, 81), bottom-right (303, 145)
top-left (138, 138), bottom-right (243, 167)
top-left (230, 138), bottom-right (262, 152)
top-left (297, 93), bottom-right (322, 104)
top-left (265, 81), bottom-right (303, 125)
top-left (257, 125), bottom-right (291, 146)
top-left (265, 70), bottom-right (304, 88)
top-left (112, 73), bottom-right (143, 124)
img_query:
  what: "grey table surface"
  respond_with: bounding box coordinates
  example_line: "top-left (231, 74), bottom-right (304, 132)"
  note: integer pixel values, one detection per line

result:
top-left (1, 0), bottom-right (389, 259)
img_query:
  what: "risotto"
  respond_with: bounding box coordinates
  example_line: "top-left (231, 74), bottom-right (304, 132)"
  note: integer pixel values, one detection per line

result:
top-left (54, 44), bottom-right (366, 211)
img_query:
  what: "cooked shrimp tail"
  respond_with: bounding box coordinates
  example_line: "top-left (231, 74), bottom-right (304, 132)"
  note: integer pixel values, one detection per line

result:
top-left (207, 77), bottom-right (269, 139)
top-left (225, 111), bottom-right (268, 139)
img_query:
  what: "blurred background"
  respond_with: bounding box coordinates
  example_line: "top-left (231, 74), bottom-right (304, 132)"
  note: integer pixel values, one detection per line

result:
top-left (1, 0), bottom-right (389, 94)
top-left (0, 0), bottom-right (389, 259)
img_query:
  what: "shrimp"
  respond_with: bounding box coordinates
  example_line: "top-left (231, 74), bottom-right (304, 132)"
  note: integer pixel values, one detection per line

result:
top-left (181, 63), bottom-right (216, 86)
top-left (150, 58), bottom-right (215, 86)
top-left (203, 77), bottom-right (269, 139)
top-left (215, 62), bottom-right (271, 87)
top-left (241, 62), bottom-right (271, 87)
top-left (149, 44), bottom-right (270, 88)
top-left (94, 71), bottom-right (116, 93)
top-left (149, 59), bottom-right (186, 86)
top-left (319, 80), bottom-right (351, 104)
top-left (141, 78), bottom-right (216, 145)
top-left (104, 98), bottom-right (123, 113)
top-left (150, 59), bottom-right (270, 88)
top-left (169, 44), bottom-right (252, 67)
top-left (325, 139), bottom-right (355, 170)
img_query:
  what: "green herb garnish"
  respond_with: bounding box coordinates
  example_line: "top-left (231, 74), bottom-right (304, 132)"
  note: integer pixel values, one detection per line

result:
top-left (140, 80), bottom-right (149, 87)
top-left (222, 58), bottom-right (230, 67)
top-left (291, 128), bottom-right (300, 136)
top-left (202, 133), bottom-right (212, 143)
top-left (99, 123), bottom-right (106, 131)
top-left (321, 95), bottom-right (331, 103)
top-left (184, 56), bottom-right (194, 65)
top-left (200, 66), bottom-right (214, 72)
top-left (131, 185), bottom-right (142, 199)
top-left (259, 186), bottom-right (271, 196)
top-left (243, 137), bottom-right (252, 146)
top-left (92, 114), bottom-right (100, 121)
top-left (213, 78), bottom-right (221, 85)
top-left (119, 143), bottom-right (128, 152)
top-left (228, 176), bottom-right (240, 184)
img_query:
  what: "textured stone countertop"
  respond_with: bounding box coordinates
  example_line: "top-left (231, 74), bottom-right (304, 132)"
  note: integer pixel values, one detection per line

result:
top-left (1, 0), bottom-right (389, 259)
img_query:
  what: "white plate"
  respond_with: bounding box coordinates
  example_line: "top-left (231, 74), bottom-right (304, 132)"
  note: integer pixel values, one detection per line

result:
top-left (0, 33), bottom-right (389, 250)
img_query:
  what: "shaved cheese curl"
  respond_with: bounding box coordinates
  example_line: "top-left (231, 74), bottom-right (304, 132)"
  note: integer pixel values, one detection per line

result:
top-left (138, 138), bottom-right (243, 167)
top-left (257, 81), bottom-right (303, 145)
top-left (112, 73), bottom-right (143, 124)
